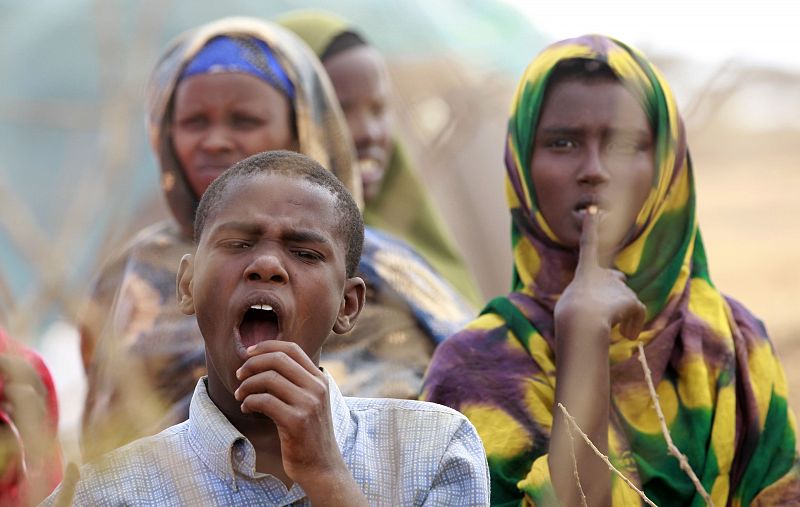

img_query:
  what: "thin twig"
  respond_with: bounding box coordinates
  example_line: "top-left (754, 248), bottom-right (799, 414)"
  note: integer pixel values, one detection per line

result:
top-left (563, 412), bottom-right (589, 507)
top-left (637, 343), bottom-right (714, 506)
top-left (557, 403), bottom-right (658, 507)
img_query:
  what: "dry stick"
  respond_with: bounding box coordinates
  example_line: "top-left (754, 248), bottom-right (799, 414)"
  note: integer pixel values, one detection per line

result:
top-left (563, 412), bottom-right (589, 507)
top-left (636, 343), bottom-right (715, 506)
top-left (0, 271), bottom-right (13, 324)
top-left (557, 403), bottom-right (658, 507)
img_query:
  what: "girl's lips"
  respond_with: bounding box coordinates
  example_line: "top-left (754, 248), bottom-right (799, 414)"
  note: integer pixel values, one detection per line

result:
top-left (573, 204), bottom-right (601, 216)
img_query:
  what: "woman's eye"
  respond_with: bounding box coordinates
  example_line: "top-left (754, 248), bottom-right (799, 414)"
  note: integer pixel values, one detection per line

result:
top-left (370, 101), bottom-right (387, 118)
top-left (232, 115), bottom-right (264, 128)
top-left (177, 116), bottom-right (207, 130)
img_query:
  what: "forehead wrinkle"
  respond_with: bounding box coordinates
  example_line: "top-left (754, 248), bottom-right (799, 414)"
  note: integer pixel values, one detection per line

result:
top-left (207, 220), bottom-right (262, 238)
top-left (282, 229), bottom-right (332, 246)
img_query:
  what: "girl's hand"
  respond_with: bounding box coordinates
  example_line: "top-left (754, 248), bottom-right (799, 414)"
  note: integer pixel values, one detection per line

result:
top-left (555, 206), bottom-right (646, 344)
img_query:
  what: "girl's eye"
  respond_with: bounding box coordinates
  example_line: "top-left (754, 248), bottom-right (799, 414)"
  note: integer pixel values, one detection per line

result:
top-left (548, 139), bottom-right (577, 150)
top-left (607, 137), bottom-right (648, 155)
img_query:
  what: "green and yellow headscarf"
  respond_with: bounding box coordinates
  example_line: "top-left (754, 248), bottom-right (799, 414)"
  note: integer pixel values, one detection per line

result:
top-left (423, 35), bottom-right (799, 506)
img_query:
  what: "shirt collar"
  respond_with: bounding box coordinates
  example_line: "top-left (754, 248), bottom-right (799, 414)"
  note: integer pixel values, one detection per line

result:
top-left (186, 372), bottom-right (354, 489)
top-left (187, 378), bottom-right (245, 488)
top-left (326, 368), bottom-right (354, 457)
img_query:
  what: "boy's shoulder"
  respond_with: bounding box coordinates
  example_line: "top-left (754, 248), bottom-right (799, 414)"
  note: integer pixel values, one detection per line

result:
top-left (48, 422), bottom-right (191, 503)
top-left (338, 395), bottom-right (489, 505)
top-left (342, 395), bottom-right (477, 443)
top-left (344, 396), bottom-right (467, 419)
top-left (85, 421), bottom-right (189, 472)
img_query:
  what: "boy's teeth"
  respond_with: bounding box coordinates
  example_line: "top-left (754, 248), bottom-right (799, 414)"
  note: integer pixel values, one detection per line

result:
top-left (250, 304), bottom-right (273, 311)
top-left (586, 204), bottom-right (598, 215)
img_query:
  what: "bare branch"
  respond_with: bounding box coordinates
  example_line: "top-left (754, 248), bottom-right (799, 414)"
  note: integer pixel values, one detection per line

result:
top-left (563, 409), bottom-right (589, 507)
top-left (637, 343), bottom-right (714, 506)
top-left (557, 402), bottom-right (658, 507)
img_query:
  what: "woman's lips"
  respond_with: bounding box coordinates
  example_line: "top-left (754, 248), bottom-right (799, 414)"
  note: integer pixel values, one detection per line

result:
top-left (358, 158), bottom-right (384, 184)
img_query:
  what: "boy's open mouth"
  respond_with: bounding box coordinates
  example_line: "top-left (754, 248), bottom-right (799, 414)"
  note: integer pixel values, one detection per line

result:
top-left (239, 304), bottom-right (280, 348)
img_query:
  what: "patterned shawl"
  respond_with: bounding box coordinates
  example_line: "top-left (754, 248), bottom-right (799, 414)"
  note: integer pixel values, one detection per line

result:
top-left (278, 9), bottom-right (484, 307)
top-left (81, 17), bottom-right (472, 459)
top-left (422, 35), bottom-right (799, 506)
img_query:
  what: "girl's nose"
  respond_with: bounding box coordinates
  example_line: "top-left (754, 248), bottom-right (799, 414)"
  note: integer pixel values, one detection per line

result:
top-left (576, 147), bottom-right (610, 186)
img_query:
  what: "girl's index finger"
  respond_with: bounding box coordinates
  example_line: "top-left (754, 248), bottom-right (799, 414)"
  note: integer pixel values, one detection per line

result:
top-left (577, 205), bottom-right (601, 271)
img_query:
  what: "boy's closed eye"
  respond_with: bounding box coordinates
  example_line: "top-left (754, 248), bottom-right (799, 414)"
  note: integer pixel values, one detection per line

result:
top-left (291, 249), bottom-right (324, 263)
top-left (220, 239), bottom-right (253, 250)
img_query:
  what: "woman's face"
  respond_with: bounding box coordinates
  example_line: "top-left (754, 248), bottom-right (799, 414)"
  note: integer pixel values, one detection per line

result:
top-left (171, 72), bottom-right (297, 198)
top-left (323, 45), bottom-right (393, 202)
top-left (530, 78), bottom-right (655, 254)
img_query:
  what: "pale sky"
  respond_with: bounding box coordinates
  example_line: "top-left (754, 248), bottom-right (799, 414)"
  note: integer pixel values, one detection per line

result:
top-left (505, 0), bottom-right (800, 71)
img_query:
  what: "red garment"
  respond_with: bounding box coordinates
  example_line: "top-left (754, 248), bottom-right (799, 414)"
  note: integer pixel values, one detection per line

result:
top-left (0, 327), bottom-right (62, 506)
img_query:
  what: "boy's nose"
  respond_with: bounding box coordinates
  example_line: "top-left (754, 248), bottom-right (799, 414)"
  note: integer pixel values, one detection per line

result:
top-left (244, 253), bottom-right (288, 284)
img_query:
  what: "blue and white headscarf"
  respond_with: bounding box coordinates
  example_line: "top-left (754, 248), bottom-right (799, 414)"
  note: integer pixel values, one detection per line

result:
top-left (180, 35), bottom-right (295, 100)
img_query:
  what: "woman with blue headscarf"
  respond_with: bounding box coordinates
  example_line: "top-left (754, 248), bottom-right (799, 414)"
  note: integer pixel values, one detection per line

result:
top-left (79, 17), bottom-right (473, 460)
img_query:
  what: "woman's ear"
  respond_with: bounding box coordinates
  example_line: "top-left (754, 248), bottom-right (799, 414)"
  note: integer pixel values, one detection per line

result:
top-left (176, 254), bottom-right (196, 315)
top-left (333, 276), bottom-right (366, 334)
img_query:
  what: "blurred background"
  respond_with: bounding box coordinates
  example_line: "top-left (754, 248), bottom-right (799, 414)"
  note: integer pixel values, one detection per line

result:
top-left (1, 0), bottom-right (798, 462)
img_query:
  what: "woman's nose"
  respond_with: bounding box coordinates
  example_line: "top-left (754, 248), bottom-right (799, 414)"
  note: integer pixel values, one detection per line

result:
top-left (352, 112), bottom-right (385, 147)
top-left (243, 251), bottom-right (288, 284)
top-left (200, 125), bottom-right (234, 153)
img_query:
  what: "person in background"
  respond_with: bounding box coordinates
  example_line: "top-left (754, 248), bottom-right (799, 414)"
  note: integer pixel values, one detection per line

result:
top-left (422, 35), bottom-right (800, 505)
top-left (278, 9), bottom-right (483, 308)
top-left (0, 326), bottom-right (62, 505)
top-left (80, 17), bottom-right (473, 460)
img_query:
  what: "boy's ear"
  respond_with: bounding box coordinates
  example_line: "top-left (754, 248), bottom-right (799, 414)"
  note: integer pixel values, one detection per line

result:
top-left (176, 254), bottom-right (196, 316)
top-left (333, 276), bottom-right (366, 334)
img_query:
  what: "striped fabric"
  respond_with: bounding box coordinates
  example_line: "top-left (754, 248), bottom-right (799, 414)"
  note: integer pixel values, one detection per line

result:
top-left (422, 35), bottom-right (799, 506)
top-left (44, 375), bottom-right (490, 506)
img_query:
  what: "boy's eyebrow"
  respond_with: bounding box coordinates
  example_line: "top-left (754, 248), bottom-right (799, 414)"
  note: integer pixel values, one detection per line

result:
top-left (211, 221), bottom-right (332, 246)
top-left (282, 229), bottom-right (332, 246)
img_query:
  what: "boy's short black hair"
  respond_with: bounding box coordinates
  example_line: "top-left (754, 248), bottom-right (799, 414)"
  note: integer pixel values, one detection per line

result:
top-left (194, 150), bottom-right (364, 277)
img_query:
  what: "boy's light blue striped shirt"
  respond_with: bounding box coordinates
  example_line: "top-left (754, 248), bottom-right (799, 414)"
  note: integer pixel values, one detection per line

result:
top-left (45, 374), bottom-right (489, 506)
